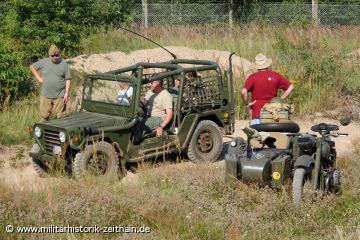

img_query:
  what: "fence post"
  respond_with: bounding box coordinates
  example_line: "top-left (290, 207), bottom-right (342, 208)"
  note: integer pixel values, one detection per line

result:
top-left (229, 0), bottom-right (233, 27)
top-left (142, 0), bottom-right (148, 29)
top-left (312, 0), bottom-right (319, 24)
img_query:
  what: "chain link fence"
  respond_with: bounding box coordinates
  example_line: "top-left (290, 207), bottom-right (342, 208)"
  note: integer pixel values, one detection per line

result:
top-left (131, 3), bottom-right (360, 26)
top-left (133, 3), bottom-right (230, 26)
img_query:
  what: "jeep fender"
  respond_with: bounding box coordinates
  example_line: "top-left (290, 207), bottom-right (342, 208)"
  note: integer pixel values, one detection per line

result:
top-left (294, 155), bottom-right (314, 168)
top-left (181, 114), bottom-right (200, 148)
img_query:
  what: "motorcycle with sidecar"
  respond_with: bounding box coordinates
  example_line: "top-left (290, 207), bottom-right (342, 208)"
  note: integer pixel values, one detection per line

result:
top-left (225, 119), bottom-right (349, 204)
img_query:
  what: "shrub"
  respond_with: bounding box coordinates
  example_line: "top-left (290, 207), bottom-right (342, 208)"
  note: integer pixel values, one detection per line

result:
top-left (11, 0), bottom-right (135, 60)
top-left (0, 39), bottom-right (30, 109)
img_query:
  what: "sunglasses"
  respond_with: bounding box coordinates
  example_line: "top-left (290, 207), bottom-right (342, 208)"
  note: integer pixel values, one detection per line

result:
top-left (50, 54), bottom-right (59, 57)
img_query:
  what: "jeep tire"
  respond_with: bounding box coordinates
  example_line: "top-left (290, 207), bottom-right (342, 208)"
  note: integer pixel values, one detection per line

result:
top-left (187, 120), bottom-right (223, 162)
top-left (30, 144), bottom-right (49, 178)
top-left (32, 158), bottom-right (49, 178)
top-left (73, 141), bottom-right (122, 181)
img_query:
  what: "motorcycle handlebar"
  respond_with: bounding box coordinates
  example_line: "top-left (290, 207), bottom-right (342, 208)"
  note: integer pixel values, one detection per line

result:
top-left (331, 132), bottom-right (349, 137)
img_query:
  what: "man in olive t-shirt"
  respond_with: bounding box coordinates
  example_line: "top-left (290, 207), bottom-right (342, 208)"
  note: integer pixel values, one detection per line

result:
top-left (30, 45), bottom-right (71, 122)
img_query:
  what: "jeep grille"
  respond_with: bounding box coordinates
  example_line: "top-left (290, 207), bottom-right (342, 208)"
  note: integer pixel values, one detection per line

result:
top-left (44, 129), bottom-right (61, 155)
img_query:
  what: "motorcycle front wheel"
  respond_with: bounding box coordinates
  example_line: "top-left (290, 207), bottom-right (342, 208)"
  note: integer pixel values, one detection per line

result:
top-left (292, 168), bottom-right (306, 205)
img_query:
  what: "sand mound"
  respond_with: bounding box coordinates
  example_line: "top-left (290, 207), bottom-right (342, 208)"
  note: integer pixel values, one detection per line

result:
top-left (69, 46), bottom-right (254, 78)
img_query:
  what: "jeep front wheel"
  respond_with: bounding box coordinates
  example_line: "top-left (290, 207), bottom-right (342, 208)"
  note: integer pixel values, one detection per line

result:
top-left (32, 158), bottom-right (49, 178)
top-left (73, 141), bottom-right (122, 181)
top-left (187, 120), bottom-right (223, 162)
top-left (30, 144), bottom-right (49, 178)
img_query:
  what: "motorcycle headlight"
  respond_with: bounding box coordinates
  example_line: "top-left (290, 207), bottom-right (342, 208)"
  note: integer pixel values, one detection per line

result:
top-left (59, 132), bottom-right (66, 143)
top-left (34, 127), bottom-right (42, 138)
top-left (230, 140), bottom-right (237, 147)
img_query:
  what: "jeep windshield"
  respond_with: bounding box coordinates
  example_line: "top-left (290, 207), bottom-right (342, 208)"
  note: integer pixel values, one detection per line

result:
top-left (82, 75), bottom-right (137, 117)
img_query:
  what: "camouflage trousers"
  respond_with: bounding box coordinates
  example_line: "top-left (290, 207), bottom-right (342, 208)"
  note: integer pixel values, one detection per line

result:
top-left (40, 96), bottom-right (65, 122)
top-left (132, 116), bottom-right (162, 144)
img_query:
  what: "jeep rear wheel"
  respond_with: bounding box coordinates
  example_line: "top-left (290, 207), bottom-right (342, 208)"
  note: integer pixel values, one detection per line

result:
top-left (73, 141), bottom-right (123, 181)
top-left (187, 120), bottom-right (223, 162)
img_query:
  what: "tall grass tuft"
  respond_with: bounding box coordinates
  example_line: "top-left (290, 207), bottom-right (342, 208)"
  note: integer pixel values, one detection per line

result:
top-left (0, 95), bottom-right (38, 145)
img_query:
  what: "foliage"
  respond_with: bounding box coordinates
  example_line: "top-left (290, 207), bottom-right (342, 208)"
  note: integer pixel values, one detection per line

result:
top-left (10, 0), bottom-right (135, 60)
top-left (0, 38), bottom-right (30, 109)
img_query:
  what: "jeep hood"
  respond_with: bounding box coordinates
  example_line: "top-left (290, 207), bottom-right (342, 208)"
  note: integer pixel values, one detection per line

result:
top-left (39, 111), bottom-right (132, 131)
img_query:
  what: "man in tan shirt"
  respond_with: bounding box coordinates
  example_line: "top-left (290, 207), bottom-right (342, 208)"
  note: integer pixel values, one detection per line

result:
top-left (142, 79), bottom-right (173, 137)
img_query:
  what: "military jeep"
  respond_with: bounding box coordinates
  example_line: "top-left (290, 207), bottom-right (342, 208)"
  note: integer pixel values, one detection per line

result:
top-left (29, 59), bottom-right (235, 179)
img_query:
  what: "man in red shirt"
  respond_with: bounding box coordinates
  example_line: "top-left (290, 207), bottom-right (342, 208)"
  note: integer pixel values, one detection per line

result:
top-left (241, 53), bottom-right (294, 125)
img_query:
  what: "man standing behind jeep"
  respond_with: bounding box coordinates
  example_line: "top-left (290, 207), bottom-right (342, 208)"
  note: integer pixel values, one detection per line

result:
top-left (241, 53), bottom-right (293, 125)
top-left (142, 79), bottom-right (173, 137)
top-left (30, 44), bottom-right (71, 122)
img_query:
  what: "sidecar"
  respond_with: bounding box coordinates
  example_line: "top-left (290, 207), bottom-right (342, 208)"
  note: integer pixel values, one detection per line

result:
top-left (224, 126), bottom-right (299, 190)
top-left (225, 98), bottom-right (302, 189)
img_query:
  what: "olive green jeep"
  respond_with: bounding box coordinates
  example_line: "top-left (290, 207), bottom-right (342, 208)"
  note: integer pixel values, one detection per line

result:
top-left (29, 59), bottom-right (235, 179)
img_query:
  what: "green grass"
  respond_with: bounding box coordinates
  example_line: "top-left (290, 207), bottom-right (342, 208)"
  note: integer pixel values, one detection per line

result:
top-left (0, 95), bottom-right (39, 145)
top-left (1, 150), bottom-right (359, 239)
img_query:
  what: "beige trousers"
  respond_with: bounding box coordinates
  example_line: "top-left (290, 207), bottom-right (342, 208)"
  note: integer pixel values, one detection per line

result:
top-left (40, 96), bottom-right (65, 122)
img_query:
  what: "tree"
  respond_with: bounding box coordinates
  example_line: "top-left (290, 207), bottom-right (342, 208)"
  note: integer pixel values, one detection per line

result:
top-left (0, 38), bottom-right (29, 108)
top-left (10, 0), bottom-right (135, 60)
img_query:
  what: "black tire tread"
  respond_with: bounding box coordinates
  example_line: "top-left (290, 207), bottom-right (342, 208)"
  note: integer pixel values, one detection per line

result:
top-left (30, 143), bottom-right (49, 178)
top-left (31, 158), bottom-right (49, 178)
top-left (292, 168), bottom-right (306, 205)
top-left (251, 122), bottom-right (300, 133)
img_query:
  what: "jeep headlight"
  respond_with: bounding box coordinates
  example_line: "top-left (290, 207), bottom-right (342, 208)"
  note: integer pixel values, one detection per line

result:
top-left (34, 127), bottom-right (42, 138)
top-left (59, 132), bottom-right (66, 143)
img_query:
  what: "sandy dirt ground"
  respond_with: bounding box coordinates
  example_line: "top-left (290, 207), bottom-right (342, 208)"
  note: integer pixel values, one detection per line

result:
top-left (0, 118), bottom-right (358, 192)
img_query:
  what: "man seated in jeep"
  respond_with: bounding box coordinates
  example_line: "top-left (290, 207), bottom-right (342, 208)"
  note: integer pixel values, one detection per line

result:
top-left (142, 79), bottom-right (173, 137)
top-left (117, 81), bottom-right (133, 105)
top-left (169, 77), bottom-right (180, 96)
